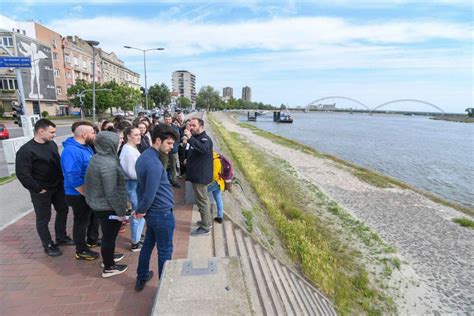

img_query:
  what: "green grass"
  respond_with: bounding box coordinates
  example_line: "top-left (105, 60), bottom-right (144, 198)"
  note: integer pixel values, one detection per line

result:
top-left (453, 217), bottom-right (474, 229)
top-left (238, 122), bottom-right (474, 217)
top-left (0, 173), bottom-right (16, 185)
top-left (242, 209), bottom-right (254, 233)
top-left (211, 115), bottom-right (394, 314)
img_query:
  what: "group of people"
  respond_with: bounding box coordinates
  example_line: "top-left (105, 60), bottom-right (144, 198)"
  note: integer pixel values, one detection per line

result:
top-left (15, 112), bottom-right (225, 292)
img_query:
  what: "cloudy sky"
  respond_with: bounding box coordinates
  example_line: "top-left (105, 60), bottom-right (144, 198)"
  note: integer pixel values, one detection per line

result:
top-left (0, 0), bottom-right (472, 113)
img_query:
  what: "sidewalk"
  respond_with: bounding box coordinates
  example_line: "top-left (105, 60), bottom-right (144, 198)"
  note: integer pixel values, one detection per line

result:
top-left (0, 179), bottom-right (192, 316)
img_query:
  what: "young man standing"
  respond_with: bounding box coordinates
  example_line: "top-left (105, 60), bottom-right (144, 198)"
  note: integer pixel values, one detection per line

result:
top-left (61, 121), bottom-right (99, 261)
top-left (183, 118), bottom-right (213, 236)
top-left (16, 119), bottom-right (72, 257)
top-left (133, 124), bottom-right (179, 291)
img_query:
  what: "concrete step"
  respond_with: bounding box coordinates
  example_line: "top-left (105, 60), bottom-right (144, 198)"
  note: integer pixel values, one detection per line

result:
top-left (224, 220), bottom-right (237, 257)
top-left (213, 219), bottom-right (226, 258)
top-left (262, 251), bottom-right (294, 315)
top-left (272, 258), bottom-right (303, 315)
top-left (280, 264), bottom-right (310, 314)
top-left (234, 228), bottom-right (264, 315)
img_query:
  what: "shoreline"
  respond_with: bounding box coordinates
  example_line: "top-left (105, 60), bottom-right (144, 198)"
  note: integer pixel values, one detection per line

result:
top-left (209, 111), bottom-right (474, 314)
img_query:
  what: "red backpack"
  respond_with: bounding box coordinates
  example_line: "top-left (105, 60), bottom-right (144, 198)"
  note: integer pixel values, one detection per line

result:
top-left (218, 153), bottom-right (234, 183)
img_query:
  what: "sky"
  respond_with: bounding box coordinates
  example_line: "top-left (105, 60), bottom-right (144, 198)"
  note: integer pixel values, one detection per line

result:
top-left (0, 0), bottom-right (472, 113)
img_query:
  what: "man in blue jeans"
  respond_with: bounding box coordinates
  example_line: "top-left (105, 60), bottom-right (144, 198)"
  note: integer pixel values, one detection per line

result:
top-left (133, 124), bottom-right (179, 292)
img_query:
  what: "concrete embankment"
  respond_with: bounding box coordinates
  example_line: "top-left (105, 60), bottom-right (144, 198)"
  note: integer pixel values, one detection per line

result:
top-left (209, 111), bottom-right (474, 314)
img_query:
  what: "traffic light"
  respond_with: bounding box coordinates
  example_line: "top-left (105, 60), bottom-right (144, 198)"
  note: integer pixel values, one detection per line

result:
top-left (11, 101), bottom-right (24, 127)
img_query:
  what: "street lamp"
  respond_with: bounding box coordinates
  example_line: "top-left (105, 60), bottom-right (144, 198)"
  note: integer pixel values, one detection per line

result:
top-left (86, 40), bottom-right (100, 123)
top-left (124, 45), bottom-right (164, 111)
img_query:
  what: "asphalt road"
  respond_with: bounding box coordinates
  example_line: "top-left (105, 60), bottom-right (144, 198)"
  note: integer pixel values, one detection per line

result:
top-left (0, 125), bottom-right (72, 178)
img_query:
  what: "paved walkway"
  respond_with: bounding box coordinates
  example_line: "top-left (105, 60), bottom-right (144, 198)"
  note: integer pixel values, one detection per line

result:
top-left (0, 180), bottom-right (192, 316)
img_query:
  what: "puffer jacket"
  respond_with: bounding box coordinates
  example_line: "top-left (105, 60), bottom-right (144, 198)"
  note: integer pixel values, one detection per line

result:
top-left (85, 132), bottom-right (127, 216)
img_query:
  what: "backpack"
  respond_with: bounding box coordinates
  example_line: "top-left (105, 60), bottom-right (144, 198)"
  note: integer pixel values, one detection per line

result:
top-left (218, 153), bottom-right (234, 182)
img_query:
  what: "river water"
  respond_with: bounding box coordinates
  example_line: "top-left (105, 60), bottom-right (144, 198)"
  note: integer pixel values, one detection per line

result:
top-left (244, 112), bottom-right (474, 208)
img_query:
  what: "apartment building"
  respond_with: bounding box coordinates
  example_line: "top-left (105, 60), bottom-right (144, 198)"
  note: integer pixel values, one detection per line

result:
top-left (100, 50), bottom-right (140, 89)
top-left (222, 86), bottom-right (233, 102)
top-left (242, 86), bottom-right (252, 102)
top-left (172, 70), bottom-right (196, 108)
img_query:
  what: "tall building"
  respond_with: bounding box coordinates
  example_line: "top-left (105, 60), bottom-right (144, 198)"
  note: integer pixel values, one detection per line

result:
top-left (172, 70), bottom-right (196, 108)
top-left (222, 87), bottom-right (233, 102)
top-left (242, 86), bottom-right (252, 102)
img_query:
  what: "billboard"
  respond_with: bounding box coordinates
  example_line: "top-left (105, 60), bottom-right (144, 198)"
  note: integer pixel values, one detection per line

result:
top-left (16, 37), bottom-right (57, 101)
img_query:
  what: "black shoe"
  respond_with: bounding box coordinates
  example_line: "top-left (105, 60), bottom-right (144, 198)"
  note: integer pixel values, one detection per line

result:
top-left (131, 242), bottom-right (142, 252)
top-left (102, 264), bottom-right (128, 278)
top-left (56, 236), bottom-right (75, 246)
top-left (86, 240), bottom-right (101, 248)
top-left (191, 226), bottom-right (211, 236)
top-left (135, 271), bottom-right (154, 292)
top-left (172, 182), bottom-right (181, 188)
top-left (214, 217), bottom-right (223, 224)
top-left (196, 220), bottom-right (212, 229)
top-left (44, 243), bottom-right (62, 257)
top-left (75, 250), bottom-right (100, 261)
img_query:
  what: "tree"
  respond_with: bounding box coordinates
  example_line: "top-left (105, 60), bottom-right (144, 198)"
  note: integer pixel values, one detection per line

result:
top-left (196, 86), bottom-right (222, 111)
top-left (465, 108), bottom-right (474, 117)
top-left (177, 96), bottom-right (191, 108)
top-left (148, 83), bottom-right (171, 108)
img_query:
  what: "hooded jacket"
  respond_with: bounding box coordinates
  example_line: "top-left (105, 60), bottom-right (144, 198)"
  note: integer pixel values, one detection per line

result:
top-left (61, 137), bottom-right (94, 195)
top-left (85, 132), bottom-right (127, 216)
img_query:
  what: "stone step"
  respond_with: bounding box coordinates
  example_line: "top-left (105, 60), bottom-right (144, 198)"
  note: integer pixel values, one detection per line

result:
top-left (280, 264), bottom-right (310, 314)
top-left (272, 258), bottom-right (303, 315)
top-left (224, 220), bottom-right (237, 257)
top-left (244, 235), bottom-right (275, 314)
top-left (234, 228), bottom-right (264, 315)
top-left (289, 271), bottom-right (319, 315)
top-left (213, 219), bottom-right (226, 258)
top-left (253, 243), bottom-right (285, 314)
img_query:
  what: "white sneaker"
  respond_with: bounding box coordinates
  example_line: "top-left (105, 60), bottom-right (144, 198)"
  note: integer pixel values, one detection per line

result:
top-left (100, 253), bottom-right (124, 268)
top-left (102, 264), bottom-right (128, 278)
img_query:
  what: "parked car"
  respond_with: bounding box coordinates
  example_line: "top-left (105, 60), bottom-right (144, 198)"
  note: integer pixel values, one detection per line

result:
top-left (0, 124), bottom-right (10, 139)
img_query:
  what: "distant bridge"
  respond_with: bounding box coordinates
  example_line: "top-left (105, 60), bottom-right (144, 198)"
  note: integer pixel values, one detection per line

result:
top-left (305, 97), bottom-right (445, 113)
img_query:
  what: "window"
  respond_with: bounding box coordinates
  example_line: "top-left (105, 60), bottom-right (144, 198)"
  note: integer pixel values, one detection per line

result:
top-left (1, 37), bottom-right (13, 47)
top-left (83, 60), bottom-right (87, 69)
top-left (74, 57), bottom-right (79, 65)
top-left (0, 79), bottom-right (18, 90)
top-left (53, 52), bottom-right (59, 61)
top-left (53, 69), bottom-right (60, 77)
top-left (66, 72), bottom-right (72, 79)
top-left (51, 39), bottom-right (56, 47)
top-left (65, 54), bottom-right (71, 63)
top-left (56, 87), bottom-right (62, 95)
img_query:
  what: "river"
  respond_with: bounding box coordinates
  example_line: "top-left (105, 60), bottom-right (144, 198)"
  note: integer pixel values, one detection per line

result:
top-left (244, 112), bottom-right (474, 208)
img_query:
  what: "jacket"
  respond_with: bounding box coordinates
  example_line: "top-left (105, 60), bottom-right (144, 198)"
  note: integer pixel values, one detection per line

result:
top-left (212, 151), bottom-right (225, 191)
top-left (85, 132), bottom-right (127, 216)
top-left (61, 137), bottom-right (94, 195)
top-left (119, 143), bottom-right (140, 180)
top-left (185, 131), bottom-right (213, 185)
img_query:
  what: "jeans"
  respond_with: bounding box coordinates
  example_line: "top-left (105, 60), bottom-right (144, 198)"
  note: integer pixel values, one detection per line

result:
top-left (126, 180), bottom-right (145, 244)
top-left (65, 195), bottom-right (91, 252)
top-left (96, 211), bottom-right (122, 269)
top-left (137, 210), bottom-right (175, 280)
top-left (169, 152), bottom-right (179, 182)
top-left (192, 183), bottom-right (211, 229)
top-left (29, 186), bottom-right (68, 246)
top-left (208, 181), bottom-right (224, 219)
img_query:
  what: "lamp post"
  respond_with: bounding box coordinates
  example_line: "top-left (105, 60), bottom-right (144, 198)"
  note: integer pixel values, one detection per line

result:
top-left (86, 40), bottom-right (100, 123)
top-left (123, 46), bottom-right (164, 111)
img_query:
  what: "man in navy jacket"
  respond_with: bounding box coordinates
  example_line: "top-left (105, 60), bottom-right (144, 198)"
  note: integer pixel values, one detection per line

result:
top-left (134, 124), bottom-right (179, 292)
top-left (183, 117), bottom-right (213, 236)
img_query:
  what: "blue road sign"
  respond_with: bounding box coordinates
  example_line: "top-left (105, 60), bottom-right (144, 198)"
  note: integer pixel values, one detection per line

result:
top-left (0, 56), bottom-right (31, 68)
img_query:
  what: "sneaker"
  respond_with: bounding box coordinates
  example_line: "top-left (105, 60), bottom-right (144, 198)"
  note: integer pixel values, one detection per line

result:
top-left (75, 250), bottom-right (100, 261)
top-left (196, 220), bottom-right (212, 229)
top-left (214, 217), bottom-right (223, 224)
top-left (135, 271), bottom-right (154, 292)
top-left (102, 264), bottom-right (128, 278)
top-left (86, 240), bottom-right (101, 248)
top-left (131, 242), bottom-right (142, 252)
top-left (44, 243), bottom-right (62, 257)
top-left (100, 253), bottom-right (125, 267)
top-left (56, 236), bottom-right (75, 246)
top-left (191, 226), bottom-right (211, 236)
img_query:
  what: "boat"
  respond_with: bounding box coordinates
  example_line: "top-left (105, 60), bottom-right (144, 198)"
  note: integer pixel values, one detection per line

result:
top-left (273, 110), bottom-right (293, 123)
top-left (247, 111), bottom-right (257, 121)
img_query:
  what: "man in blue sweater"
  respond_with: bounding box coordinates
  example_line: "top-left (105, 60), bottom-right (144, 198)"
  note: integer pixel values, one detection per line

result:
top-left (133, 124), bottom-right (179, 292)
top-left (61, 121), bottom-right (100, 261)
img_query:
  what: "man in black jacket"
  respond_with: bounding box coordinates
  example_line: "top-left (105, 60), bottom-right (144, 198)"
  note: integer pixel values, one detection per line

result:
top-left (15, 119), bottom-right (72, 257)
top-left (184, 118), bottom-right (213, 236)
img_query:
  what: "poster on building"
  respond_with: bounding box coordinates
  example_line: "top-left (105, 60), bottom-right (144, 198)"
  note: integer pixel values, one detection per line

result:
top-left (16, 37), bottom-right (56, 101)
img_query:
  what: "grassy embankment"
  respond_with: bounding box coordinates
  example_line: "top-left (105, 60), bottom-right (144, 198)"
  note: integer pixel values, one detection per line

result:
top-left (0, 173), bottom-right (16, 185)
top-left (238, 122), bottom-right (474, 218)
top-left (209, 114), bottom-right (395, 315)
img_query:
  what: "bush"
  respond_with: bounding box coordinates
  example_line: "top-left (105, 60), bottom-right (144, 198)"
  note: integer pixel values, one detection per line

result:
top-left (41, 111), bottom-right (49, 118)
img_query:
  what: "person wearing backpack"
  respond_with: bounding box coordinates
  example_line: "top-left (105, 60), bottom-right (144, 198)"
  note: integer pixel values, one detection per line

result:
top-left (208, 151), bottom-right (225, 224)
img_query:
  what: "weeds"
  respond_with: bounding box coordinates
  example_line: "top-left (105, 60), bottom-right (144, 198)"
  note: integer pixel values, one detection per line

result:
top-left (242, 209), bottom-right (254, 232)
top-left (453, 217), bottom-right (474, 229)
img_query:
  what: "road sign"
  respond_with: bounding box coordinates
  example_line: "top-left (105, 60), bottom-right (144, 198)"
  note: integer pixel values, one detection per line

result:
top-left (0, 56), bottom-right (31, 68)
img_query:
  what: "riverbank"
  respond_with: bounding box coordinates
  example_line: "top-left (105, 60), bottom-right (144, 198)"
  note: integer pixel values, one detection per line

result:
top-left (431, 115), bottom-right (474, 123)
top-left (209, 111), bottom-right (474, 314)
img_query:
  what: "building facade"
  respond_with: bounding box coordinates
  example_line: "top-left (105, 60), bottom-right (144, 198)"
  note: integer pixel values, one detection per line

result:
top-left (99, 49), bottom-right (140, 89)
top-left (222, 86), bottom-right (233, 102)
top-left (242, 86), bottom-right (252, 102)
top-left (172, 70), bottom-right (196, 108)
